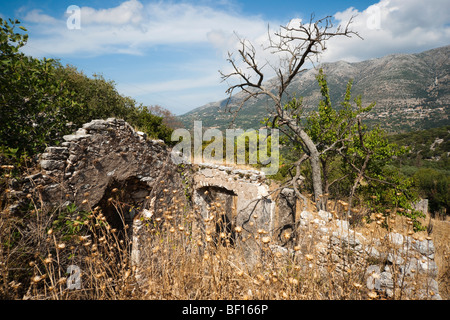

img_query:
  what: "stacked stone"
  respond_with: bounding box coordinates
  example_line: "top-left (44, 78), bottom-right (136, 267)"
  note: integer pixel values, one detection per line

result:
top-left (7, 118), bottom-right (175, 213)
top-left (291, 209), bottom-right (442, 300)
top-left (197, 163), bottom-right (265, 183)
top-left (365, 232), bottom-right (440, 299)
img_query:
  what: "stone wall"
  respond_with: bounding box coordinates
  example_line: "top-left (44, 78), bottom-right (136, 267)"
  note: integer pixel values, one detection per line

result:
top-left (9, 118), bottom-right (189, 239)
top-left (6, 118), bottom-right (440, 299)
top-left (413, 199), bottom-right (429, 216)
top-left (271, 209), bottom-right (442, 300)
top-left (192, 163), bottom-right (274, 265)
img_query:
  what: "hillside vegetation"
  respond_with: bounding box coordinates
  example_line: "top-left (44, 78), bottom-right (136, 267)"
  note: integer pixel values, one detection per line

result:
top-left (178, 45), bottom-right (450, 132)
top-left (388, 126), bottom-right (449, 216)
top-left (0, 18), bottom-right (175, 169)
top-left (0, 17), bottom-right (448, 301)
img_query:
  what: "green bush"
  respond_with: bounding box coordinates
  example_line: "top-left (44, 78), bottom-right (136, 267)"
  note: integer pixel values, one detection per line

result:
top-left (0, 18), bottom-right (174, 166)
top-left (413, 168), bottom-right (449, 216)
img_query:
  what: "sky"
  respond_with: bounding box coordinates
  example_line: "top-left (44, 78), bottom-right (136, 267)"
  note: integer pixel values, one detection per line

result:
top-left (1, 0), bottom-right (449, 115)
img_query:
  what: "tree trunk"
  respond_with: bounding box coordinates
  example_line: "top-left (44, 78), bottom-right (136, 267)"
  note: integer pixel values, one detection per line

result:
top-left (310, 150), bottom-right (324, 210)
top-left (297, 129), bottom-right (324, 210)
top-left (321, 157), bottom-right (330, 211)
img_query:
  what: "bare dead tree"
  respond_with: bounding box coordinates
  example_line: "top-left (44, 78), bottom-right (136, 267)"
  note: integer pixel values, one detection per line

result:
top-left (220, 15), bottom-right (360, 210)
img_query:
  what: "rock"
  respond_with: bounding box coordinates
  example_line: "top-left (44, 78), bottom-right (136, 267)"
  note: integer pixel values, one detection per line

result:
top-left (136, 131), bottom-right (147, 139)
top-left (387, 232), bottom-right (404, 247)
top-left (68, 154), bottom-right (79, 163)
top-left (318, 209), bottom-right (332, 221)
top-left (411, 238), bottom-right (435, 258)
top-left (364, 246), bottom-right (377, 260)
top-left (399, 257), bottom-right (418, 277)
top-left (42, 147), bottom-right (69, 160)
top-left (425, 279), bottom-right (442, 300)
top-left (334, 219), bottom-right (349, 233)
top-left (366, 265), bottom-right (381, 290)
top-left (331, 230), bottom-right (362, 249)
top-left (387, 252), bottom-right (405, 265)
top-left (151, 139), bottom-right (165, 145)
top-left (418, 259), bottom-right (438, 278)
top-left (313, 218), bottom-right (325, 226)
top-left (276, 188), bottom-right (296, 243)
top-left (380, 270), bottom-right (394, 289)
top-left (319, 227), bottom-right (329, 234)
top-left (269, 244), bottom-right (293, 258)
top-left (300, 211), bottom-right (314, 221)
top-left (83, 119), bottom-right (107, 130)
top-left (63, 132), bottom-right (91, 142)
top-left (40, 159), bottom-right (65, 171)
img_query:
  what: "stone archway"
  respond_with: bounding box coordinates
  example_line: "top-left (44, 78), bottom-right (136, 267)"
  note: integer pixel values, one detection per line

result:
top-left (96, 176), bottom-right (151, 242)
top-left (195, 186), bottom-right (237, 247)
top-left (192, 163), bottom-right (275, 265)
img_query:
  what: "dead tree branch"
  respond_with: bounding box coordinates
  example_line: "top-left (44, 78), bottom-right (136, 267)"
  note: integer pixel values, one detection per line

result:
top-left (220, 15), bottom-right (360, 210)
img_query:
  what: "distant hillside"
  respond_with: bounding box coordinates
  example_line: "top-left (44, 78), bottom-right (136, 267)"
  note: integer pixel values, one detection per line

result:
top-left (179, 45), bottom-right (450, 132)
top-left (388, 125), bottom-right (450, 171)
top-left (387, 125), bottom-right (449, 216)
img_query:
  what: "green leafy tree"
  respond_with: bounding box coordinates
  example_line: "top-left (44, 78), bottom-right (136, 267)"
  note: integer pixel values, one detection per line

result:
top-left (306, 69), bottom-right (374, 196)
top-left (1, 18), bottom-right (174, 166)
top-left (413, 168), bottom-right (449, 217)
top-left (302, 69), bottom-right (425, 230)
top-left (55, 66), bottom-right (174, 143)
top-left (128, 105), bottom-right (174, 144)
top-left (1, 18), bottom-right (74, 161)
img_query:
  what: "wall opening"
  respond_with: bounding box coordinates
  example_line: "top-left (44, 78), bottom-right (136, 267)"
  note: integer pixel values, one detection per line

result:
top-left (196, 186), bottom-right (237, 247)
top-left (96, 177), bottom-right (151, 246)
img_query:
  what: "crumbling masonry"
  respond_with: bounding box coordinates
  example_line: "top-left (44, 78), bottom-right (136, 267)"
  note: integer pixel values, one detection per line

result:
top-left (7, 118), bottom-right (441, 299)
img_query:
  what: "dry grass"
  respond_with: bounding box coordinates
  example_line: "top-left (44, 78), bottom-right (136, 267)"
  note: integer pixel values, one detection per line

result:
top-left (358, 212), bottom-right (450, 299)
top-left (0, 201), bottom-right (139, 299)
top-left (429, 216), bottom-right (450, 299)
top-left (0, 169), bottom-right (448, 300)
top-left (133, 200), bottom-right (370, 300)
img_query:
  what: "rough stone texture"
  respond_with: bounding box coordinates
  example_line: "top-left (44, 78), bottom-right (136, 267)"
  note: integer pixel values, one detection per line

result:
top-left (6, 118), bottom-right (439, 299)
top-left (296, 210), bottom-right (442, 300)
top-left (7, 118), bottom-right (189, 244)
top-left (412, 199), bottom-right (429, 216)
top-left (275, 188), bottom-right (296, 246)
top-left (192, 163), bottom-right (274, 266)
top-left (33, 118), bottom-right (174, 210)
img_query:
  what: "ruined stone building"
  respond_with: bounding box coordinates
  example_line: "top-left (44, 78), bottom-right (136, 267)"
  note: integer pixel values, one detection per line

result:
top-left (8, 118), bottom-right (441, 299)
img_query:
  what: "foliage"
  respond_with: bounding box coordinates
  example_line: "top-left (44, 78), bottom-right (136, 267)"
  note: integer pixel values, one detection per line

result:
top-left (306, 70), bottom-right (375, 193)
top-left (1, 18), bottom-right (74, 162)
top-left (388, 125), bottom-right (450, 171)
top-left (386, 126), bottom-right (449, 215)
top-left (0, 18), bottom-right (174, 167)
top-left (278, 69), bottom-right (425, 230)
top-left (127, 105), bottom-right (174, 145)
top-left (54, 67), bottom-right (175, 143)
top-left (413, 168), bottom-right (449, 216)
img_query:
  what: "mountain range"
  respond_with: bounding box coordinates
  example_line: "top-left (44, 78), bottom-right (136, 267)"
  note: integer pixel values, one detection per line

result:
top-left (178, 45), bottom-right (450, 132)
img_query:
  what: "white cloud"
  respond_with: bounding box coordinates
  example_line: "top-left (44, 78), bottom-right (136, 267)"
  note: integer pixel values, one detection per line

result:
top-left (79, 0), bottom-right (144, 25)
top-left (118, 74), bottom-right (222, 96)
top-left (20, 0), bottom-right (271, 58)
top-left (23, 9), bottom-right (59, 24)
top-left (16, 0), bottom-right (450, 61)
top-left (321, 0), bottom-right (450, 62)
top-left (116, 74), bottom-right (229, 114)
top-left (16, 0), bottom-right (450, 113)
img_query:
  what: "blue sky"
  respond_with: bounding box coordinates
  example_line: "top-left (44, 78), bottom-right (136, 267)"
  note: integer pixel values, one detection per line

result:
top-left (1, 0), bottom-right (449, 115)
